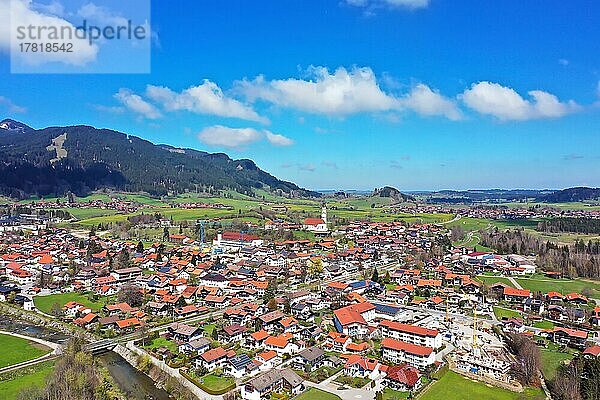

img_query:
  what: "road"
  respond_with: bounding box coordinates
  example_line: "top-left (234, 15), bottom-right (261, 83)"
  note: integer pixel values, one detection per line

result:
top-left (440, 214), bottom-right (461, 225)
top-left (507, 276), bottom-right (524, 289)
top-left (304, 377), bottom-right (375, 400)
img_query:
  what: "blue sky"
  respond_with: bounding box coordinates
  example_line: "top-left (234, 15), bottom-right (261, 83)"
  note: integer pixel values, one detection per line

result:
top-left (1, 0), bottom-right (599, 191)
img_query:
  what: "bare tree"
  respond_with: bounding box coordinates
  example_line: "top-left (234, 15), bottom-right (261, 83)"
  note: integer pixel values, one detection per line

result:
top-left (505, 333), bottom-right (541, 385)
top-left (117, 283), bottom-right (143, 307)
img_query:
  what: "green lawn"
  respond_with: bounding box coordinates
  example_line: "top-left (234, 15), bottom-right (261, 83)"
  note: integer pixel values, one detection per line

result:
top-left (532, 320), bottom-right (555, 330)
top-left (0, 334), bottom-right (51, 368)
top-left (198, 373), bottom-right (235, 392)
top-left (0, 360), bottom-right (55, 400)
top-left (515, 277), bottom-right (600, 297)
top-left (540, 349), bottom-right (573, 380)
top-left (143, 337), bottom-right (178, 353)
top-left (294, 388), bottom-right (341, 400)
top-left (33, 292), bottom-right (105, 314)
top-left (421, 371), bottom-right (545, 400)
top-left (493, 307), bottom-right (522, 320)
top-left (381, 387), bottom-right (410, 399)
top-left (202, 323), bottom-right (216, 336)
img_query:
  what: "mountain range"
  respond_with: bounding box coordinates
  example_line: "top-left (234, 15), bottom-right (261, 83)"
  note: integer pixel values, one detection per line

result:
top-left (0, 119), bottom-right (319, 199)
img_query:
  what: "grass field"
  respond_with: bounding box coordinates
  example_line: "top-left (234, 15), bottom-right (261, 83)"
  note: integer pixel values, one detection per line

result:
top-left (0, 360), bottom-right (55, 400)
top-left (33, 292), bottom-right (106, 314)
top-left (540, 349), bottom-right (573, 380)
top-left (0, 334), bottom-right (51, 368)
top-left (493, 307), bottom-right (523, 320)
top-left (477, 276), bottom-right (516, 288)
top-left (294, 388), bottom-right (341, 400)
top-left (514, 277), bottom-right (600, 297)
top-left (421, 371), bottom-right (545, 400)
top-left (60, 207), bottom-right (120, 220)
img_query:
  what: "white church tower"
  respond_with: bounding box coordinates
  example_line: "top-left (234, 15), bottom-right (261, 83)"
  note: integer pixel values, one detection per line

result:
top-left (321, 203), bottom-right (327, 224)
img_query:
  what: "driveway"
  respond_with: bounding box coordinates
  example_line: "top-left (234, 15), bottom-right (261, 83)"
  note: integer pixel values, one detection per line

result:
top-left (304, 379), bottom-right (375, 400)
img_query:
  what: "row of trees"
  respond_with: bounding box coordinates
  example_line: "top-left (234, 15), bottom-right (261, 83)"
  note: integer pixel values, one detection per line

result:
top-left (504, 333), bottom-right (541, 386)
top-left (537, 217), bottom-right (600, 234)
top-left (551, 355), bottom-right (600, 400)
top-left (480, 228), bottom-right (600, 278)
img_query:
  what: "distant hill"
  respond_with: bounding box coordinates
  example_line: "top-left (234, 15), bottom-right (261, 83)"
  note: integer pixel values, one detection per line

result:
top-left (0, 119), bottom-right (319, 199)
top-left (536, 187), bottom-right (600, 203)
top-left (372, 186), bottom-right (415, 203)
top-left (0, 119), bottom-right (34, 135)
top-left (421, 189), bottom-right (555, 204)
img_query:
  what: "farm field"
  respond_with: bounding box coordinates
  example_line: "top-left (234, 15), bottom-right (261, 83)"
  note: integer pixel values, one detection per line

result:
top-left (514, 277), bottom-right (600, 297)
top-left (0, 360), bottom-right (55, 400)
top-left (60, 207), bottom-right (119, 220)
top-left (420, 371), bottom-right (545, 400)
top-left (33, 292), bottom-right (106, 315)
top-left (0, 334), bottom-right (51, 369)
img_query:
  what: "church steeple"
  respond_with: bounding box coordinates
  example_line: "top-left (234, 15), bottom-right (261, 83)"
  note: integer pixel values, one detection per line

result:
top-left (321, 203), bottom-right (327, 224)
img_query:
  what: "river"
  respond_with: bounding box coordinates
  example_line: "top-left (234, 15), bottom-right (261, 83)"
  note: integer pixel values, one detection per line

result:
top-left (0, 317), bottom-right (172, 400)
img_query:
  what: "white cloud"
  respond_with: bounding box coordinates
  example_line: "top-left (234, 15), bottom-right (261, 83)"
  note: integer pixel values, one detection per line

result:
top-left (114, 88), bottom-right (162, 119)
top-left (345, 0), bottom-right (430, 10)
top-left (401, 84), bottom-right (462, 120)
top-left (1, 0), bottom-right (98, 66)
top-left (558, 58), bottom-right (569, 66)
top-left (77, 3), bottom-right (129, 26)
top-left (265, 131), bottom-right (294, 146)
top-left (31, 1), bottom-right (65, 17)
top-left (198, 125), bottom-right (294, 149)
top-left (198, 126), bottom-right (262, 148)
top-left (0, 96), bottom-right (26, 113)
top-left (236, 66), bottom-right (398, 115)
top-left (460, 81), bottom-right (580, 120)
top-left (146, 81), bottom-right (267, 123)
top-left (236, 66), bottom-right (459, 120)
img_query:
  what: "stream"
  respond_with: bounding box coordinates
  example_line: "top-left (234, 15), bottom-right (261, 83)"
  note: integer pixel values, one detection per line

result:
top-left (0, 317), bottom-right (172, 400)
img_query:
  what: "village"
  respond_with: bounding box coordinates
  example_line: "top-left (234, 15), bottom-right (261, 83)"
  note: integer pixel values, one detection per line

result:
top-left (1, 203), bottom-right (599, 400)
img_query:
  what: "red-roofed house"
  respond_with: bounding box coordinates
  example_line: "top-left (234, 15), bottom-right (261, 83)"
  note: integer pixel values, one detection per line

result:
top-left (381, 338), bottom-right (435, 368)
top-left (564, 292), bottom-right (588, 305)
top-left (503, 287), bottom-right (531, 302)
top-left (197, 347), bottom-right (229, 371)
top-left (549, 327), bottom-right (588, 348)
top-left (333, 302), bottom-right (376, 338)
top-left (384, 364), bottom-right (422, 392)
top-left (583, 345), bottom-right (600, 358)
top-left (343, 355), bottom-right (381, 379)
top-left (379, 320), bottom-right (442, 348)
